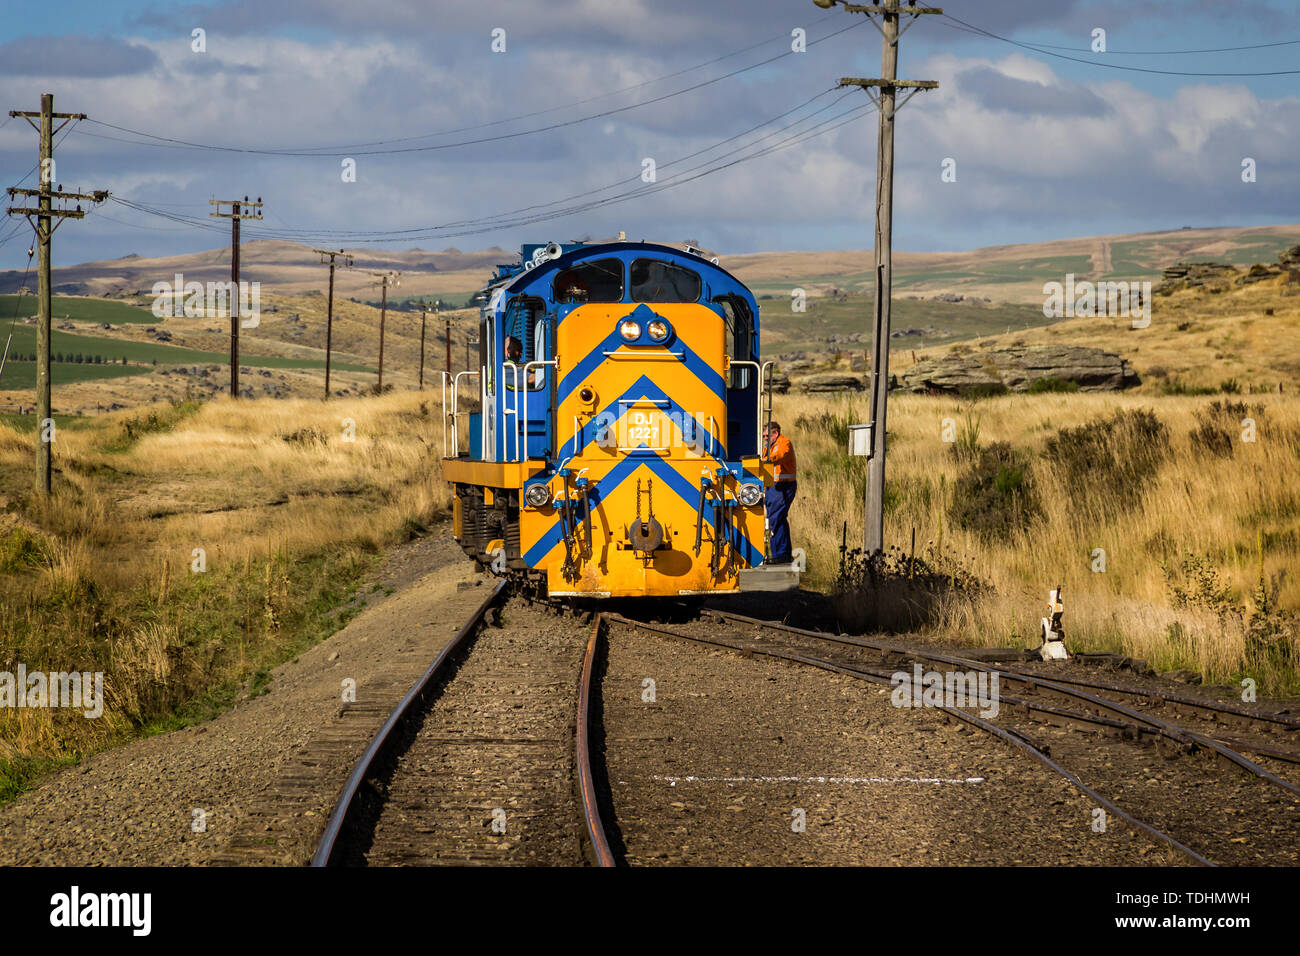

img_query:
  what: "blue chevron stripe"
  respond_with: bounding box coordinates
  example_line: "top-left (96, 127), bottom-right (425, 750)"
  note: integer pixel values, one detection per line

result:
top-left (558, 375), bottom-right (726, 461)
top-left (556, 329), bottom-right (623, 404)
top-left (675, 337), bottom-right (726, 402)
top-left (555, 331), bottom-right (725, 407)
top-left (523, 453), bottom-right (763, 568)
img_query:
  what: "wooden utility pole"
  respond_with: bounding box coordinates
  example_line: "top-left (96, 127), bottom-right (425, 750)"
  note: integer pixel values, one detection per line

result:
top-left (370, 271), bottom-right (399, 391)
top-left (313, 248), bottom-right (353, 399)
top-left (444, 315), bottom-right (452, 375)
top-left (817, 0), bottom-right (939, 554)
top-left (210, 196), bottom-right (263, 399)
top-left (6, 93), bottom-right (106, 495)
top-left (418, 302), bottom-right (427, 389)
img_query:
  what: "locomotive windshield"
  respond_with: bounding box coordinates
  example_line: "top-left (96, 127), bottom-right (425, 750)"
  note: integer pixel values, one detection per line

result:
top-left (553, 258), bottom-right (623, 303)
top-left (630, 258), bottom-right (701, 303)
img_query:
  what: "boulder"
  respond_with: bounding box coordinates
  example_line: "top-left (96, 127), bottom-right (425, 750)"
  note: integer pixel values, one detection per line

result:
top-left (766, 369), bottom-right (791, 394)
top-left (798, 372), bottom-right (866, 393)
top-left (901, 345), bottom-right (1138, 395)
top-left (1154, 262), bottom-right (1237, 295)
top-left (900, 356), bottom-right (1002, 395)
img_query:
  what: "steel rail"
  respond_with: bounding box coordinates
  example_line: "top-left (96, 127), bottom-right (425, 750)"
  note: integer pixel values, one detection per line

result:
top-left (979, 660), bottom-right (1300, 731)
top-left (310, 578), bottom-right (508, 867)
top-left (706, 610), bottom-right (1300, 796)
top-left (605, 613), bottom-right (1215, 867)
top-left (577, 614), bottom-right (617, 867)
top-left (707, 609), bottom-right (1300, 730)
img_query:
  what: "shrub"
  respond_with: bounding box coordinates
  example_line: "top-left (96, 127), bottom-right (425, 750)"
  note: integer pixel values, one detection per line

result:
top-left (281, 426), bottom-right (328, 446)
top-left (0, 527), bottom-right (50, 574)
top-left (1042, 408), bottom-right (1169, 513)
top-left (115, 399), bottom-right (201, 447)
top-left (794, 404), bottom-right (858, 449)
top-left (1161, 377), bottom-right (1216, 396)
top-left (949, 441), bottom-right (1039, 540)
top-left (1026, 376), bottom-right (1080, 394)
top-left (1189, 400), bottom-right (1262, 459)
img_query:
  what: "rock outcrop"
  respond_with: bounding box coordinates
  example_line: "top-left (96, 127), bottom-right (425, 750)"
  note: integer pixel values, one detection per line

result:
top-left (901, 345), bottom-right (1138, 395)
top-left (1155, 245), bottom-right (1300, 295)
top-left (797, 372), bottom-right (867, 393)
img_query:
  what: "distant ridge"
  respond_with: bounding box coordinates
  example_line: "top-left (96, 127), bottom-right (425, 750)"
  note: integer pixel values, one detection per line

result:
top-left (3, 226), bottom-right (1300, 305)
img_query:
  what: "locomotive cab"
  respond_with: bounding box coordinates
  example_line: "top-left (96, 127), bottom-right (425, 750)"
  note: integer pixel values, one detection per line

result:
top-left (443, 239), bottom-right (788, 599)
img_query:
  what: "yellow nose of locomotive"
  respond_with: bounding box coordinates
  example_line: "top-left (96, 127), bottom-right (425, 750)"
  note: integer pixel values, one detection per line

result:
top-left (521, 301), bottom-right (766, 597)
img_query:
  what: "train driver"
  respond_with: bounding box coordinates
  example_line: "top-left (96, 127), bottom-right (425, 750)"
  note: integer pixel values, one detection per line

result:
top-left (504, 335), bottom-right (538, 389)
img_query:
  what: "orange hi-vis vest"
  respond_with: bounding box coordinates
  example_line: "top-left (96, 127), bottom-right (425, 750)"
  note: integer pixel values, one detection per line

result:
top-left (765, 433), bottom-right (796, 482)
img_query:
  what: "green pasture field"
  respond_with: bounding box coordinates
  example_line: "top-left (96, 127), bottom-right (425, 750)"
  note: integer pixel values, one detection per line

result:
top-left (0, 294), bottom-right (156, 325)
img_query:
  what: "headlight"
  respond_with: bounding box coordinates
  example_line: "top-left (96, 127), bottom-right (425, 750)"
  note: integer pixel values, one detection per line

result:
top-left (618, 319), bottom-right (641, 341)
top-left (737, 482), bottom-right (764, 507)
top-left (646, 319), bottom-right (670, 341)
top-left (524, 483), bottom-right (552, 508)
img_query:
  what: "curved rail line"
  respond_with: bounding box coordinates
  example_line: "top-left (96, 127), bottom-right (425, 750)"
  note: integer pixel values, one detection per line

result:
top-left (1001, 667), bottom-right (1300, 732)
top-left (704, 609), bottom-right (1300, 798)
top-left (311, 579), bottom-right (507, 867)
top-left (605, 612), bottom-right (1215, 866)
top-left (577, 614), bottom-right (617, 867)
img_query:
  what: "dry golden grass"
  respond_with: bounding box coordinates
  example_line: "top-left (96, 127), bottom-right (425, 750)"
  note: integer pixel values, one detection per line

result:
top-left (0, 391), bottom-right (452, 789)
top-left (779, 388), bottom-right (1300, 690)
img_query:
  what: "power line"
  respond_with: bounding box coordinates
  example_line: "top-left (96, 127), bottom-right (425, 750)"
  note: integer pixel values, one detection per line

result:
top-left (108, 97), bottom-right (876, 247)
top-left (75, 18), bottom-right (867, 158)
top-left (6, 121), bottom-right (80, 193)
top-left (942, 12), bottom-right (1300, 76)
top-left (105, 87), bottom-right (850, 241)
top-left (0, 248), bottom-right (36, 386)
top-left (940, 20), bottom-right (1300, 55)
top-left (185, 87), bottom-right (852, 241)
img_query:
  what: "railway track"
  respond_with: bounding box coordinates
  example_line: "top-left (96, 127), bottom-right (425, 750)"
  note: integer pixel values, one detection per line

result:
top-left (581, 611), bottom-right (1201, 865)
top-left (601, 609), bottom-right (1300, 866)
top-left (312, 585), bottom-right (617, 866)
top-left (706, 608), bottom-right (1300, 787)
top-left (312, 585), bottom-right (1298, 867)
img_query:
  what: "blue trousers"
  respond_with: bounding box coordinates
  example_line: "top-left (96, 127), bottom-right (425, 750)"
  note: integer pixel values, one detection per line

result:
top-left (765, 481), bottom-right (797, 564)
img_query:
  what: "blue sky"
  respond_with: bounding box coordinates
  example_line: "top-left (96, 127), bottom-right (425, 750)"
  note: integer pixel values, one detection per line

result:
top-left (1, 0), bottom-right (1298, 270)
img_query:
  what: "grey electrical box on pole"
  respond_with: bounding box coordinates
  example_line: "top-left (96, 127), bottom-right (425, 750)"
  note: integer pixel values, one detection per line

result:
top-left (848, 424), bottom-right (874, 457)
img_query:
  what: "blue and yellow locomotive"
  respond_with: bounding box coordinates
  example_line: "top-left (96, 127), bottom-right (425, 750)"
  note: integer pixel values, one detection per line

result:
top-left (443, 239), bottom-right (790, 598)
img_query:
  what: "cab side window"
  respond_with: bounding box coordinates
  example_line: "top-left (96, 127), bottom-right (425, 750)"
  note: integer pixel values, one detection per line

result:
top-left (716, 295), bottom-right (753, 389)
top-left (553, 258), bottom-right (624, 303)
top-left (502, 295), bottom-right (548, 391)
top-left (480, 314), bottom-right (494, 396)
top-left (630, 258), bottom-right (701, 303)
